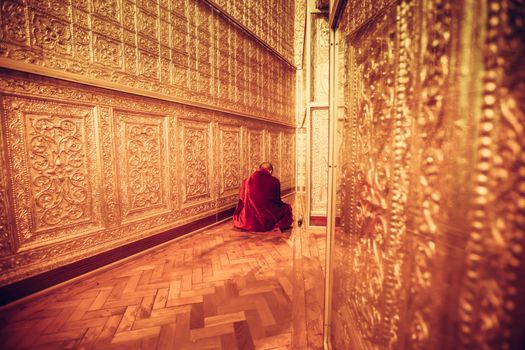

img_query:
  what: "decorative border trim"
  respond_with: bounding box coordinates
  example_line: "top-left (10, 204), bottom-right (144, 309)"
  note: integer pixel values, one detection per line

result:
top-left (0, 59), bottom-right (296, 128)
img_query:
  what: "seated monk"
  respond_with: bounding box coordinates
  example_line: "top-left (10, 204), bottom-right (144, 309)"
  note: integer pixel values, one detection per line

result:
top-left (233, 162), bottom-right (293, 232)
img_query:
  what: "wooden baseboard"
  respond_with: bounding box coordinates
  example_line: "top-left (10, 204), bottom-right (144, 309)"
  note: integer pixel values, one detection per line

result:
top-left (0, 206), bottom-right (236, 306)
top-left (282, 187), bottom-right (294, 196)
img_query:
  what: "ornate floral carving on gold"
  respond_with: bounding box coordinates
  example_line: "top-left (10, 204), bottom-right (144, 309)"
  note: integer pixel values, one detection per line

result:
top-left (331, 0), bottom-right (525, 349)
top-left (457, 1), bottom-right (525, 349)
top-left (3, 96), bottom-right (103, 250)
top-left (179, 119), bottom-right (212, 206)
top-left (0, 70), bottom-right (295, 286)
top-left (114, 111), bottom-right (171, 222)
top-left (218, 124), bottom-right (242, 198)
top-left (247, 129), bottom-right (264, 175)
top-left (281, 132), bottom-right (295, 191)
top-left (311, 109), bottom-right (329, 215)
top-left (331, 2), bottom-right (412, 349)
top-left (268, 131), bottom-right (281, 178)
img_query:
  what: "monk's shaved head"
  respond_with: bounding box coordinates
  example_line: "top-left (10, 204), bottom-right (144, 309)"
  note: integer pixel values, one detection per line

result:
top-left (260, 162), bottom-right (273, 174)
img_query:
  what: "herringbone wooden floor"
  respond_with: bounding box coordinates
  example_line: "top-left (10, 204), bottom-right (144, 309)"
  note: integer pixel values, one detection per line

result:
top-left (0, 220), bottom-right (326, 349)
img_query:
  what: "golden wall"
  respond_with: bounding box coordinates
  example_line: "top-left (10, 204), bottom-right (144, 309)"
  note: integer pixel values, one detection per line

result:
top-left (0, 0), bottom-right (296, 287)
top-left (208, 0), bottom-right (294, 64)
top-left (309, 12), bottom-right (329, 218)
top-left (0, 0), bottom-right (295, 124)
top-left (329, 0), bottom-right (525, 349)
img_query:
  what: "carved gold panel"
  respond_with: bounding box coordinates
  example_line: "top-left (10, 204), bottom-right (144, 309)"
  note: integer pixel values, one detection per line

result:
top-left (114, 111), bottom-right (171, 223)
top-left (329, 0), bottom-right (525, 349)
top-left (281, 131), bottom-right (295, 191)
top-left (0, 0), bottom-right (295, 125)
top-left (247, 128), bottom-right (264, 176)
top-left (310, 108), bottom-right (329, 216)
top-left (206, 0), bottom-right (295, 64)
top-left (311, 14), bottom-right (329, 103)
top-left (294, 0), bottom-right (306, 67)
top-left (0, 109), bottom-right (11, 256)
top-left (179, 119), bottom-right (212, 207)
top-left (218, 124), bottom-right (242, 199)
top-left (2, 97), bottom-right (103, 251)
top-left (267, 131), bottom-right (281, 179)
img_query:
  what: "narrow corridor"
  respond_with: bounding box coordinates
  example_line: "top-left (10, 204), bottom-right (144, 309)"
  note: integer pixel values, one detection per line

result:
top-left (0, 214), bottom-right (325, 349)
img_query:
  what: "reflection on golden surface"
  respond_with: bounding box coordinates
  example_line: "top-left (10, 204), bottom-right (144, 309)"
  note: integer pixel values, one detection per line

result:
top-left (0, 70), bottom-right (295, 287)
top-left (329, 0), bottom-right (525, 349)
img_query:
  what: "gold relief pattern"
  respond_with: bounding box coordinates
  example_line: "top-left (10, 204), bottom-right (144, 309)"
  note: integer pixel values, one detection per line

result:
top-left (281, 132), bottom-right (295, 190)
top-left (72, 9), bottom-right (89, 29)
top-left (72, 0), bottom-right (89, 12)
top-left (124, 45), bottom-right (138, 73)
top-left (294, 0), bottom-right (306, 67)
top-left (0, 183), bottom-right (9, 255)
top-left (0, 70), bottom-right (294, 288)
top-left (94, 35), bottom-right (123, 68)
top-left (247, 129), bottom-right (264, 175)
top-left (296, 130), bottom-right (307, 191)
top-left (350, 9), bottom-right (397, 346)
top-left (1, 1), bottom-right (28, 44)
top-left (139, 0), bottom-right (158, 15)
top-left (98, 107), bottom-right (120, 227)
top-left (205, 0), bottom-right (294, 64)
top-left (0, 119), bottom-right (11, 256)
top-left (73, 28), bottom-right (91, 62)
top-left (27, 115), bottom-right (90, 230)
top-left (31, 0), bottom-right (71, 20)
top-left (93, 0), bottom-right (121, 23)
top-left (331, 2), bottom-right (411, 348)
top-left (115, 112), bottom-right (169, 221)
top-left (384, 2), bottom-right (412, 346)
top-left (219, 126), bottom-right (241, 197)
top-left (311, 109), bottom-right (329, 215)
top-left (312, 15), bottom-right (329, 103)
top-left (406, 0), bottom-right (453, 347)
top-left (139, 50), bottom-right (159, 79)
top-left (343, 0), bottom-right (391, 35)
top-left (123, 1), bottom-right (136, 30)
top-left (139, 10), bottom-right (158, 40)
top-left (31, 12), bottom-right (72, 55)
top-left (458, 1), bottom-right (525, 349)
top-left (268, 131), bottom-right (281, 179)
top-left (331, 0), bottom-right (525, 349)
top-left (181, 120), bottom-right (210, 204)
top-left (2, 97), bottom-right (102, 248)
top-left (0, 0), bottom-right (295, 125)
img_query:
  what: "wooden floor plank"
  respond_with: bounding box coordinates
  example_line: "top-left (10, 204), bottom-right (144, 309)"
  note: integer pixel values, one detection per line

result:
top-left (0, 216), bottom-right (324, 349)
top-left (157, 322), bottom-right (177, 350)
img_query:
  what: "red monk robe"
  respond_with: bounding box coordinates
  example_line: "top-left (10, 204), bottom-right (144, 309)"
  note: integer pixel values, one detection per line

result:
top-left (233, 167), bottom-right (293, 232)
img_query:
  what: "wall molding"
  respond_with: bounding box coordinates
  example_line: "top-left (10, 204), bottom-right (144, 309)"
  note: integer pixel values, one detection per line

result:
top-left (0, 61), bottom-right (296, 128)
